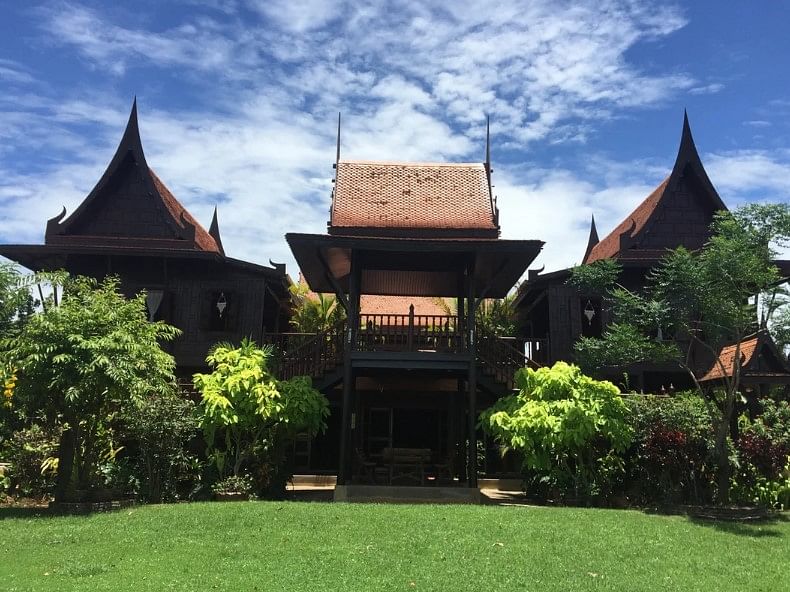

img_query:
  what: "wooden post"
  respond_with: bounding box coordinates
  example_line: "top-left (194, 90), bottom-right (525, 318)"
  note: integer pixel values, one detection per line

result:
top-left (457, 268), bottom-right (465, 351)
top-left (466, 258), bottom-right (478, 488)
top-left (407, 304), bottom-right (415, 350)
top-left (338, 252), bottom-right (360, 485)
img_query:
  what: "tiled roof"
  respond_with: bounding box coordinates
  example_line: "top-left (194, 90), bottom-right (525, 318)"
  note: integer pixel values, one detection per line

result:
top-left (584, 177), bottom-right (669, 263)
top-left (330, 160), bottom-right (497, 235)
top-left (700, 336), bottom-right (760, 381)
top-left (360, 295), bottom-right (451, 317)
top-left (149, 169), bottom-right (221, 253)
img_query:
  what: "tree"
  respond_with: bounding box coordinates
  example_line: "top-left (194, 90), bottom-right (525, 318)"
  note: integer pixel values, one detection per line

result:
top-left (288, 282), bottom-right (345, 333)
top-left (3, 275), bottom-right (180, 501)
top-left (480, 362), bottom-right (632, 501)
top-left (0, 262), bottom-right (36, 339)
top-left (570, 204), bottom-right (790, 503)
top-left (193, 339), bottom-right (328, 484)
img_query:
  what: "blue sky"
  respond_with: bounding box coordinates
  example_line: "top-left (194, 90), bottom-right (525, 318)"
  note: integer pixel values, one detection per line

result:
top-left (2, 0), bottom-right (790, 275)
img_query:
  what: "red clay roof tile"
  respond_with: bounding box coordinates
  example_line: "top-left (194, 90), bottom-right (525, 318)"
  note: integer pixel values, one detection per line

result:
top-left (584, 177), bottom-right (670, 263)
top-left (149, 168), bottom-right (220, 253)
top-left (700, 336), bottom-right (760, 381)
top-left (330, 160), bottom-right (497, 235)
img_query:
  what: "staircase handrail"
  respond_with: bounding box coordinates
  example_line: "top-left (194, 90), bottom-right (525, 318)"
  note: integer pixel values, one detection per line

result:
top-left (266, 319), bottom-right (347, 380)
top-left (476, 325), bottom-right (540, 391)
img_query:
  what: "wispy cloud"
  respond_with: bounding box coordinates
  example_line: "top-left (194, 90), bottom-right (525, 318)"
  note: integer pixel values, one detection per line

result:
top-left (689, 82), bottom-right (725, 95)
top-left (4, 0), bottom-right (755, 276)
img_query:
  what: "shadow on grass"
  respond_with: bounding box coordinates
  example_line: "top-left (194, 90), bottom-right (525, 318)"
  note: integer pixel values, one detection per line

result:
top-left (686, 512), bottom-right (788, 538)
top-left (0, 506), bottom-right (54, 520)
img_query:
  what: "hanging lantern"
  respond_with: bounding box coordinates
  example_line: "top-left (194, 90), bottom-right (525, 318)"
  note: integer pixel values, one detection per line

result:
top-left (216, 292), bottom-right (227, 317)
top-left (583, 300), bottom-right (595, 324)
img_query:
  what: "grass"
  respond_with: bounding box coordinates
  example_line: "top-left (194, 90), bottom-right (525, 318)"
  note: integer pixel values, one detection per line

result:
top-left (0, 501), bottom-right (788, 592)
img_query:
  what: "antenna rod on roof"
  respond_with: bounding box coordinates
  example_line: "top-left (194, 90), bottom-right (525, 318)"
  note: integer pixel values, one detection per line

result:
top-left (336, 112), bottom-right (341, 165)
top-left (485, 114), bottom-right (491, 172)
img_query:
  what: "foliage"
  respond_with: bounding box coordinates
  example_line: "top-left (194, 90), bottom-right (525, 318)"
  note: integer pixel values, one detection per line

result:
top-left (480, 362), bottom-right (632, 501)
top-left (622, 393), bottom-right (717, 504)
top-left (432, 294), bottom-right (518, 337)
top-left (575, 323), bottom-right (678, 374)
top-left (211, 474), bottom-right (253, 496)
top-left (570, 204), bottom-right (790, 503)
top-left (2, 423), bottom-right (61, 497)
top-left (733, 399), bottom-right (790, 508)
top-left (568, 257), bottom-right (621, 296)
top-left (288, 282), bottom-right (345, 333)
top-left (122, 391), bottom-right (200, 503)
top-left (2, 275), bottom-right (180, 499)
top-left (193, 339), bottom-right (328, 487)
top-left (0, 262), bottom-right (36, 339)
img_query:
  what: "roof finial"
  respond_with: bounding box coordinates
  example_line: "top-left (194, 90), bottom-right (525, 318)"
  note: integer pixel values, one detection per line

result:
top-left (336, 112), bottom-right (341, 164)
top-left (582, 213), bottom-right (600, 263)
top-left (485, 114), bottom-right (491, 172)
top-left (208, 205), bottom-right (225, 255)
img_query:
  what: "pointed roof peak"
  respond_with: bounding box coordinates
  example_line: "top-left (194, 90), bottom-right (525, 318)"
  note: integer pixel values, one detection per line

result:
top-left (679, 108), bottom-right (696, 153)
top-left (208, 205), bottom-right (225, 255)
top-left (582, 213), bottom-right (600, 263)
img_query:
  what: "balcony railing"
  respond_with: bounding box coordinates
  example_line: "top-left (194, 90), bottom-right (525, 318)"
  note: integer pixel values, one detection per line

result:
top-left (357, 312), bottom-right (465, 353)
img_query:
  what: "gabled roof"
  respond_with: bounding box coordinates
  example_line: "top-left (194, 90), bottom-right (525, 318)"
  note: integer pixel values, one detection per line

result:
top-left (584, 112), bottom-right (727, 264)
top-left (45, 99), bottom-right (222, 254)
top-left (699, 332), bottom-right (790, 383)
top-left (329, 160), bottom-right (499, 238)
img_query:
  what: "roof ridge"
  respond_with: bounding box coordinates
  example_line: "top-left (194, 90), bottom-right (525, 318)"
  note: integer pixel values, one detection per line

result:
top-left (339, 160), bottom-right (485, 167)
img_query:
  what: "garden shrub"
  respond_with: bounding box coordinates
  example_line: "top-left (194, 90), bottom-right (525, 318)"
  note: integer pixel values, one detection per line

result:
top-left (122, 391), bottom-right (201, 503)
top-left (2, 423), bottom-right (61, 497)
top-left (480, 362), bottom-right (632, 503)
top-left (733, 399), bottom-right (790, 509)
top-left (194, 339), bottom-right (329, 497)
top-left (622, 393), bottom-right (717, 505)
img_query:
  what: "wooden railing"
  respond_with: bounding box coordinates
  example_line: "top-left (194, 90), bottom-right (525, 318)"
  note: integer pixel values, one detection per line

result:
top-left (476, 327), bottom-right (538, 391)
top-left (264, 320), bottom-right (346, 380)
top-left (357, 310), bottom-right (464, 353)
top-left (263, 313), bottom-right (549, 391)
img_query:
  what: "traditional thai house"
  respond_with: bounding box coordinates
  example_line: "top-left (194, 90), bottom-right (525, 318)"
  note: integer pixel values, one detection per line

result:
top-left (275, 124), bottom-right (543, 495)
top-left (0, 101), bottom-right (291, 376)
top-left (516, 113), bottom-right (790, 392)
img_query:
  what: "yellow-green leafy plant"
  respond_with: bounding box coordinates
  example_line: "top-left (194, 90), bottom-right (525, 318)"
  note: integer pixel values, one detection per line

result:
top-left (481, 362), bottom-right (632, 501)
top-left (193, 339), bottom-right (328, 486)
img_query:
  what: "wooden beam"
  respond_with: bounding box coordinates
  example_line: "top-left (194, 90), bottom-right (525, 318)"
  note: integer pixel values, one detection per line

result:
top-left (316, 248), bottom-right (349, 312)
top-left (467, 257), bottom-right (478, 488)
top-left (337, 251), bottom-right (359, 485)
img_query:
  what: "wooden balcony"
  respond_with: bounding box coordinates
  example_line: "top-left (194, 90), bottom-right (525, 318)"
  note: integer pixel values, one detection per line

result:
top-left (264, 312), bottom-right (549, 388)
top-left (358, 312), bottom-right (465, 354)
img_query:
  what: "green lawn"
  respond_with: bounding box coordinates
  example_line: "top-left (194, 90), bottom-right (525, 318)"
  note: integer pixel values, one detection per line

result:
top-left (0, 501), bottom-right (787, 592)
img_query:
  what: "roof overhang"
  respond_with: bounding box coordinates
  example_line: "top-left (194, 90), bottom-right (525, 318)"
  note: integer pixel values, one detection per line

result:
top-left (286, 233), bottom-right (543, 298)
top-left (0, 244), bottom-right (287, 281)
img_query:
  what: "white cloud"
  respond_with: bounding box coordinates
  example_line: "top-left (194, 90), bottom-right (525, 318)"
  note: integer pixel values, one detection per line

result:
top-left (2, 0), bottom-right (737, 278)
top-left (689, 83), bottom-right (725, 95)
top-left (705, 150), bottom-right (790, 201)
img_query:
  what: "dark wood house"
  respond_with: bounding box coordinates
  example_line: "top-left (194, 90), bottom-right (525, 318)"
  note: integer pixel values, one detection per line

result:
top-left (274, 129), bottom-right (543, 495)
top-left (0, 100), bottom-right (291, 376)
top-left (516, 113), bottom-right (790, 392)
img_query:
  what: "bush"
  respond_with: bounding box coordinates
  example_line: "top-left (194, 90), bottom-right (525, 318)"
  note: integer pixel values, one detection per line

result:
top-left (733, 399), bottom-right (790, 509)
top-left (2, 423), bottom-right (61, 497)
top-left (480, 362), bottom-right (632, 503)
top-left (622, 393), bottom-right (717, 505)
top-left (122, 391), bottom-right (201, 503)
